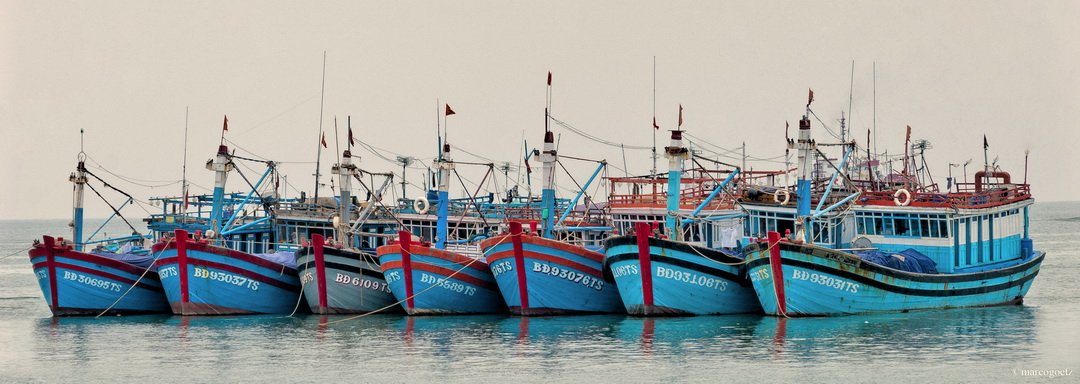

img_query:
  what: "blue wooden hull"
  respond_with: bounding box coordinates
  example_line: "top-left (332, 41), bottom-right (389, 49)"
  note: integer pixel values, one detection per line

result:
top-left (154, 235), bottom-right (301, 315)
top-left (481, 234), bottom-right (624, 316)
top-left (377, 242), bottom-right (505, 315)
top-left (603, 235), bottom-right (760, 316)
top-left (742, 240), bottom-right (1044, 316)
top-left (296, 245), bottom-right (402, 314)
top-left (29, 237), bottom-right (169, 316)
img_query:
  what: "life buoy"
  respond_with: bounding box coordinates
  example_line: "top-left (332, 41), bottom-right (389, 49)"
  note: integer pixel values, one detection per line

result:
top-left (774, 189), bottom-right (791, 205)
top-left (413, 197), bottom-right (430, 214)
top-left (893, 188), bottom-right (912, 206)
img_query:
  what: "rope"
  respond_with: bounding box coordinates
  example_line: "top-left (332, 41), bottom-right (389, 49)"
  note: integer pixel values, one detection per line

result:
top-left (548, 115), bottom-right (652, 150)
top-left (0, 247), bottom-right (33, 260)
top-left (676, 235), bottom-right (753, 267)
top-left (287, 271), bottom-right (308, 317)
top-left (321, 234), bottom-right (512, 326)
top-left (95, 237), bottom-right (172, 318)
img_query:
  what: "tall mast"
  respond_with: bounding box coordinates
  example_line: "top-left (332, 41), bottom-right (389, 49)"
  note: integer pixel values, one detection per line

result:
top-left (795, 115), bottom-right (814, 242)
top-left (541, 72), bottom-right (557, 239)
top-left (332, 149), bottom-right (357, 246)
top-left (182, 108), bottom-right (190, 216)
top-left (540, 128), bottom-right (557, 239)
top-left (664, 129), bottom-right (689, 238)
top-left (313, 51), bottom-right (327, 204)
top-left (435, 142), bottom-right (453, 249)
top-left (208, 144), bottom-right (232, 236)
top-left (652, 56), bottom-right (658, 179)
top-left (71, 129), bottom-right (87, 251)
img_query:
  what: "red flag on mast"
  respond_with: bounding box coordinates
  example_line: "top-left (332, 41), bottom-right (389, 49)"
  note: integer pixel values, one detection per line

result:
top-left (678, 105), bottom-right (683, 128)
top-left (807, 89), bottom-right (815, 107)
top-left (223, 115), bottom-right (228, 131)
top-left (445, 104), bottom-right (456, 116)
top-left (321, 132), bottom-right (327, 148)
top-left (653, 117), bottom-right (659, 130)
top-left (348, 126), bottom-right (355, 146)
top-left (547, 72), bottom-right (552, 86)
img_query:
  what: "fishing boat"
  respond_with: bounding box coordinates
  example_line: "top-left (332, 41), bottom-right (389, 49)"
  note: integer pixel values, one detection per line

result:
top-left (30, 235), bottom-right (169, 316)
top-left (291, 140), bottom-right (402, 314)
top-left (741, 103), bottom-right (1043, 316)
top-left (377, 140), bottom-right (505, 315)
top-left (29, 153), bottom-right (170, 316)
top-left (603, 129), bottom-right (760, 315)
top-left (480, 125), bottom-right (623, 316)
top-left (153, 145), bottom-right (301, 315)
top-left (296, 234), bottom-right (401, 314)
top-left (154, 228), bottom-right (300, 315)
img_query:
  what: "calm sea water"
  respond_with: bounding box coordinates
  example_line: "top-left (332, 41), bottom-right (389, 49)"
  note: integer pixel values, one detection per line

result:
top-left (1, 203), bottom-right (1077, 383)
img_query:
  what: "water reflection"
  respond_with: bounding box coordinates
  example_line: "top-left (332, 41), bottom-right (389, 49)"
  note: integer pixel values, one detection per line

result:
top-left (756, 306), bottom-right (1039, 362)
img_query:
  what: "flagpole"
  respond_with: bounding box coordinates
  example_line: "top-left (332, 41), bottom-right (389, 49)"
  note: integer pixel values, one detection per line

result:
top-left (313, 51), bottom-right (327, 204)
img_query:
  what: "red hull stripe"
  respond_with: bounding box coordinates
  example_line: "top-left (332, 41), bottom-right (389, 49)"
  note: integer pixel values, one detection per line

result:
top-left (177, 230), bottom-right (189, 304)
top-left (487, 249), bottom-right (603, 278)
top-left (510, 222), bottom-right (529, 311)
top-left (767, 231), bottom-right (786, 314)
top-left (33, 261), bottom-right (162, 292)
top-left (157, 256), bottom-right (300, 291)
top-left (380, 260), bottom-right (497, 291)
top-left (481, 235), bottom-right (606, 263)
top-left (44, 236), bottom-right (59, 309)
top-left (399, 232), bottom-right (414, 309)
top-left (635, 222), bottom-right (654, 307)
top-left (313, 234), bottom-right (328, 309)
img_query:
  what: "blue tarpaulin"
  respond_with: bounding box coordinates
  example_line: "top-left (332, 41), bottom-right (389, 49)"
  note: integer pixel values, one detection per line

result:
top-left (91, 252), bottom-right (159, 272)
top-left (855, 249), bottom-right (938, 274)
top-left (254, 251), bottom-right (297, 269)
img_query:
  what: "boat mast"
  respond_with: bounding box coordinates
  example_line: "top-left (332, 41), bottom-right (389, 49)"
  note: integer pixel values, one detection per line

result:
top-left (182, 107), bottom-right (189, 217)
top-left (207, 144), bottom-right (232, 237)
top-left (663, 129), bottom-right (689, 239)
top-left (795, 110), bottom-right (815, 243)
top-left (71, 129), bottom-right (87, 251)
top-left (435, 141), bottom-right (453, 249)
top-left (332, 118), bottom-right (358, 246)
top-left (313, 52), bottom-right (327, 205)
top-left (652, 56), bottom-right (658, 180)
top-left (540, 72), bottom-right (557, 239)
top-left (540, 125), bottom-right (557, 239)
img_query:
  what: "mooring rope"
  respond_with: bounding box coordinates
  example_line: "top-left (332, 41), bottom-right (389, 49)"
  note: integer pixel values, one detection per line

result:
top-left (0, 246), bottom-right (33, 261)
top-left (95, 238), bottom-right (173, 318)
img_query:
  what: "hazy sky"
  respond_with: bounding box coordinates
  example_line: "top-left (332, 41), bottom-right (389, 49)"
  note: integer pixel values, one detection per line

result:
top-left (2, 1), bottom-right (1077, 220)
